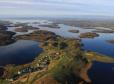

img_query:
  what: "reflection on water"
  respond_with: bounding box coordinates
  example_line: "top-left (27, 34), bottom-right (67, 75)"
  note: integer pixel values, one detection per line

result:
top-left (0, 40), bottom-right (42, 66)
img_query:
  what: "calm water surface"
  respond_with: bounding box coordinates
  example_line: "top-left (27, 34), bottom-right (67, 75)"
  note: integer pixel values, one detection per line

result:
top-left (0, 40), bottom-right (42, 66)
top-left (88, 61), bottom-right (114, 84)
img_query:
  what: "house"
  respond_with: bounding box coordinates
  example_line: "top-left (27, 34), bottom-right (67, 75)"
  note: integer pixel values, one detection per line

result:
top-left (17, 71), bottom-right (21, 75)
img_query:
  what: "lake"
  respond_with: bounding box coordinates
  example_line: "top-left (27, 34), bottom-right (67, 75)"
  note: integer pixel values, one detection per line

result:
top-left (88, 61), bottom-right (114, 84)
top-left (0, 40), bottom-right (42, 66)
top-left (1, 19), bottom-right (114, 84)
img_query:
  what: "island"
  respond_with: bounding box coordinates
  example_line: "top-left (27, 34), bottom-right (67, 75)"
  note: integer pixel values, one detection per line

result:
top-left (15, 28), bottom-right (28, 32)
top-left (23, 26), bottom-right (39, 30)
top-left (14, 22), bottom-right (28, 27)
top-left (68, 29), bottom-right (79, 33)
top-left (107, 40), bottom-right (114, 44)
top-left (39, 23), bottom-right (60, 28)
top-left (93, 29), bottom-right (114, 33)
top-left (79, 32), bottom-right (99, 38)
top-left (15, 26), bottom-right (39, 32)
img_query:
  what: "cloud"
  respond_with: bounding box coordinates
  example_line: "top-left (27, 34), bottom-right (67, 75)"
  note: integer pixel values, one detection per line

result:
top-left (0, 0), bottom-right (33, 5)
top-left (0, 0), bottom-right (114, 17)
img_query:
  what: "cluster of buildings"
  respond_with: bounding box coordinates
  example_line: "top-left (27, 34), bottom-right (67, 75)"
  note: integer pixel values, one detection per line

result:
top-left (10, 52), bottom-right (60, 81)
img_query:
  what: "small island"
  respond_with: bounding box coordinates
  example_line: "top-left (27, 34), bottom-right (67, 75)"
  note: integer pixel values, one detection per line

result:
top-left (68, 29), bottom-right (79, 33)
top-left (79, 32), bottom-right (99, 38)
top-left (15, 26), bottom-right (39, 32)
top-left (107, 40), bottom-right (114, 44)
top-left (93, 29), bottom-right (114, 33)
top-left (15, 28), bottom-right (28, 32)
top-left (23, 26), bottom-right (39, 30)
top-left (14, 22), bottom-right (28, 27)
top-left (39, 23), bottom-right (60, 28)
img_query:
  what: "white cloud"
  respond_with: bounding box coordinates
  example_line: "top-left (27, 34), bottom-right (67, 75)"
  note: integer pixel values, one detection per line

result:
top-left (0, 0), bottom-right (114, 17)
top-left (0, 0), bottom-right (33, 5)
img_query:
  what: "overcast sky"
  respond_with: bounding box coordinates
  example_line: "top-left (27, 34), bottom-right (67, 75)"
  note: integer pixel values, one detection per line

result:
top-left (0, 0), bottom-right (114, 17)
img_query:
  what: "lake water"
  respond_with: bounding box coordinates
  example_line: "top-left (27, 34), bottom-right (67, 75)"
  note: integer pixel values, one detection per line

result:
top-left (0, 40), bottom-right (42, 66)
top-left (1, 19), bottom-right (114, 84)
top-left (82, 33), bottom-right (114, 57)
top-left (88, 61), bottom-right (114, 84)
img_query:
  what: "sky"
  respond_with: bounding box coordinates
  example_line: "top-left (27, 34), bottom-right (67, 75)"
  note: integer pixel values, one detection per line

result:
top-left (0, 0), bottom-right (114, 17)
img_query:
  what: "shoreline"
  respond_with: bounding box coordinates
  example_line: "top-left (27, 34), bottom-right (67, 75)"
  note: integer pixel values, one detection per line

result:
top-left (80, 63), bottom-right (92, 83)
